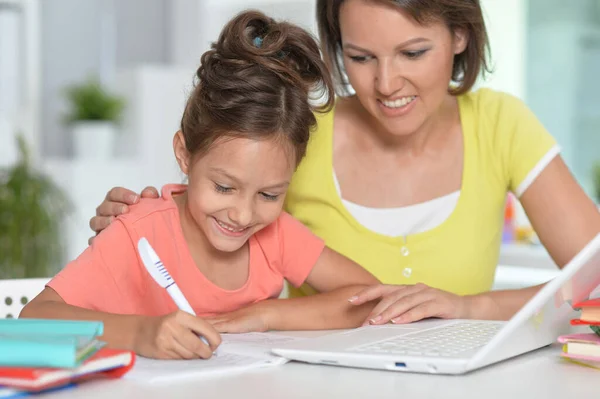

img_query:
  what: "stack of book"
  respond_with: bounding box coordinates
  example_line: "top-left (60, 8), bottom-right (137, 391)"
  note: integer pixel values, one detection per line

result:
top-left (558, 298), bottom-right (600, 369)
top-left (0, 319), bottom-right (135, 398)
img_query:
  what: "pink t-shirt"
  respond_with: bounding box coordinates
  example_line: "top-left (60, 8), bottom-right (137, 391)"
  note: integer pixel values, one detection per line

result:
top-left (48, 184), bottom-right (324, 317)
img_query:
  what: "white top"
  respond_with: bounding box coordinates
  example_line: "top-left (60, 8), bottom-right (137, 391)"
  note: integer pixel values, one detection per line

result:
top-left (332, 171), bottom-right (460, 237)
top-left (331, 144), bottom-right (560, 237)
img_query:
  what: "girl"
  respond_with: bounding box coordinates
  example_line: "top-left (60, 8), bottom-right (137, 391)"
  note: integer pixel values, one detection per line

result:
top-left (21, 10), bottom-right (379, 360)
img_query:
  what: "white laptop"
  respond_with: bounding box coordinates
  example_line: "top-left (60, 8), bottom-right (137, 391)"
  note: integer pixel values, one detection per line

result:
top-left (272, 233), bottom-right (600, 375)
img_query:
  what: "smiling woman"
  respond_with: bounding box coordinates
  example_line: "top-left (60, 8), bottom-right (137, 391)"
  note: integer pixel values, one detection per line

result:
top-left (90, 0), bottom-right (600, 327)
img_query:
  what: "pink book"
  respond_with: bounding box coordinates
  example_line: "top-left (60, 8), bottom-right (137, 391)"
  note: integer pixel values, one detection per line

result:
top-left (558, 333), bottom-right (600, 365)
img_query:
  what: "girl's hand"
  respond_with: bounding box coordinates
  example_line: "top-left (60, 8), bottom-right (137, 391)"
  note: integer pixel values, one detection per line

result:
top-left (88, 186), bottom-right (159, 244)
top-left (134, 310), bottom-right (222, 359)
top-left (205, 302), bottom-right (276, 333)
top-left (348, 283), bottom-right (472, 326)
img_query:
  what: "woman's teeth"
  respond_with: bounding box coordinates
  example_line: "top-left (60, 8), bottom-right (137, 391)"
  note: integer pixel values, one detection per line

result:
top-left (381, 96), bottom-right (416, 108)
top-left (217, 219), bottom-right (245, 232)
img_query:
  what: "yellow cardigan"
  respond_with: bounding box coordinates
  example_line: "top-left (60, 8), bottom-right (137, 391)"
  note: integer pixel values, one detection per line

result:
top-left (285, 89), bottom-right (557, 296)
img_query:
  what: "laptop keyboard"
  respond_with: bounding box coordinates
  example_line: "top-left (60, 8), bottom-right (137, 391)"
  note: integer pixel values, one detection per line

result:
top-left (352, 322), bottom-right (502, 357)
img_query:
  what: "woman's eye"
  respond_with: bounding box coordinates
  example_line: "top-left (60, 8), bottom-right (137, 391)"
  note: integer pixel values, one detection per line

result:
top-left (348, 55), bottom-right (371, 63)
top-left (403, 49), bottom-right (427, 59)
top-left (260, 192), bottom-right (279, 201)
top-left (214, 183), bottom-right (233, 193)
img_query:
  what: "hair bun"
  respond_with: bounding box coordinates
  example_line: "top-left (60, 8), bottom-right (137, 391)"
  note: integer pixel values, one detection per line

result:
top-left (197, 10), bottom-right (332, 106)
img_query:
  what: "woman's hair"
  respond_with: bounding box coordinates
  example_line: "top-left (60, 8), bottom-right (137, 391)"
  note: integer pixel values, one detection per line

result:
top-left (317, 0), bottom-right (491, 96)
top-left (181, 10), bottom-right (334, 165)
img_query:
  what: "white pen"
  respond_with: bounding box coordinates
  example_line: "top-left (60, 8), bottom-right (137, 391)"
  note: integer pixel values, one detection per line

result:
top-left (137, 237), bottom-right (213, 349)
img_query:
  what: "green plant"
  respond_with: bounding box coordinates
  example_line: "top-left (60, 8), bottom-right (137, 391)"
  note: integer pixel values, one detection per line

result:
top-left (63, 77), bottom-right (126, 124)
top-left (593, 161), bottom-right (600, 204)
top-left (0, 135), bottom-right (70, 278)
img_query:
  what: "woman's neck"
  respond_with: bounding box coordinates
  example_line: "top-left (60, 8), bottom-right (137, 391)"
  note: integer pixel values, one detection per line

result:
top-left (348, 94), bottom-right (460, 156)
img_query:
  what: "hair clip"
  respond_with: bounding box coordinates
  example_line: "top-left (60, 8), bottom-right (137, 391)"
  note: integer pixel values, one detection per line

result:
top-left (253, 35), bottom-right (287, 59)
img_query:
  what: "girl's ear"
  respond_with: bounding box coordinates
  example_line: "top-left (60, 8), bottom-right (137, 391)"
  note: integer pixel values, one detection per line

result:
top-left (173, 131), bottom-right (191, 175)
top-left (452, 28), bottom-right (469, 55)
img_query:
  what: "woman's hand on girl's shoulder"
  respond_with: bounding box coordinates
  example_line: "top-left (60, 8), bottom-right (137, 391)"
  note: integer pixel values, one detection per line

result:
top-left (348, 283), bottom-right (472, 325)
top-left (134, 310), bottom-right (221, 359)
top-left (88, 186), bottom-right (159, 244)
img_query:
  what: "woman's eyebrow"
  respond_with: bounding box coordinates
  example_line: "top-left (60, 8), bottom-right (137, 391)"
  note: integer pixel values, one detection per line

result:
top-left (343, 37), bottom-right (431, 52)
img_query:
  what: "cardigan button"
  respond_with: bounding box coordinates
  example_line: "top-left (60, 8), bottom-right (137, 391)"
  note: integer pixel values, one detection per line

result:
top-left (403, 267), bottom-right (412, 278)
top-left (400, 246), bottom-right (410, 256)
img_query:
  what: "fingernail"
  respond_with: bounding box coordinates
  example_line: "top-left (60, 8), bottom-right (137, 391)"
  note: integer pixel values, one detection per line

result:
top-left (120, 205), bottom-right (128, 214)
top-left (348, 296), bottom-right (358, 302)
top-left (129, 195), bottom-right (139, 203)
top-left (369, 316), bottom-right (382, 324)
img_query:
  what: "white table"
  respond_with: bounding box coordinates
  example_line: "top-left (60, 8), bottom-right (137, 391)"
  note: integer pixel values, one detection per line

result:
top-left (41, 332), bottom-right (600, 399)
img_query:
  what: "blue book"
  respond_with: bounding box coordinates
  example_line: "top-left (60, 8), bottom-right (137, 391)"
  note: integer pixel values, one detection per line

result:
top-left (0, 319), bottom-right (103, 337)
top-left (0, 319), bottom-right (104, 368)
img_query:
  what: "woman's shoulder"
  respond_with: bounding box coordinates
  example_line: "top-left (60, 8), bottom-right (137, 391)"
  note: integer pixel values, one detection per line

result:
top-left (460, 88), bottom-right (532, 121)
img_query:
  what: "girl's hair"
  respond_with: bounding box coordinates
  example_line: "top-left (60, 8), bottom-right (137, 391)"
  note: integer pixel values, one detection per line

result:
top-left (181, 10), bottom-right (334, 165)
top-left (317, 0), bottom-right (491, 96)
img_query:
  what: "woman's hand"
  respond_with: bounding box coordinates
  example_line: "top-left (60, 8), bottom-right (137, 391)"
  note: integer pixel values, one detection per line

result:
top-left (205, 302), bottom-right (277, 333)
top-left (134, 310), bottom-right (222, 359)
top-left (89, 186), bottom-right (159, 244)
top-left (348, 283), bottom-right (473, 326)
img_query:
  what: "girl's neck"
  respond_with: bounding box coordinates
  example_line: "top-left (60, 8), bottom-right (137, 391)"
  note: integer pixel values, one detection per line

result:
top-left (350, 93), bottom-right (460, 155)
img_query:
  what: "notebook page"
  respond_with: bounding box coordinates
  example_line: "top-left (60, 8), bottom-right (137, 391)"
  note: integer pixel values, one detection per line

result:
top-left (126, 332), bottom-right (305, 383)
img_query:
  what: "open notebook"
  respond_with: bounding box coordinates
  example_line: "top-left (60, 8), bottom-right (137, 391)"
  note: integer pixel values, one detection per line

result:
top-left (125, 332), bottom-right (305, 383)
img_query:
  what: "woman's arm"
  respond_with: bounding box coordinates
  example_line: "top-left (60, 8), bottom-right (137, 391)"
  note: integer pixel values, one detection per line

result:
top-left (207, 247), bottom-right (380, 332)
top-left (472, 155), bottom-right (600, 319)
top-left (21, 287), bottom-right (221, 359)
top-left (88, 186), bottom-right (159, 243)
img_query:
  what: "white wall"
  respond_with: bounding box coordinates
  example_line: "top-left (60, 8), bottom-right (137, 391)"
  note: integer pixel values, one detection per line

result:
top-left (478, 0), bottom-right (527, 99)
top-left (168, 0), bottom-right (316, 67)
top-left (40, 0), bottom-right (168, 158)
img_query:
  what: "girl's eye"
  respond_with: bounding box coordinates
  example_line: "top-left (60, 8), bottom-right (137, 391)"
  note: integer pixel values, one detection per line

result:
top-left (403, 49), bottom-right (428, 59)
top-left (214, 183), bottom-right (233, 193)
top-left (348, 55), bottom-right (371, 63)
top-left (260, 192), bottom-right (279, 201)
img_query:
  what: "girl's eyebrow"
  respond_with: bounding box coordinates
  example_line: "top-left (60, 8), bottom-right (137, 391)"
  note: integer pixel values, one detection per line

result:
top-left (209, 167), bottom-right (241, 184)
top-left (343, 37), bottom-right (431, 53)
top-left (262, 181), bottom-right (290, 191)
top-left (209, 167), bottom-right (289, 190)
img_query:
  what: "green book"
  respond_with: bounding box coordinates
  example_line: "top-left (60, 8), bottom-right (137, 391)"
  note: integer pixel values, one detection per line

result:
top-left (0, 319), bottom-right (104, 368)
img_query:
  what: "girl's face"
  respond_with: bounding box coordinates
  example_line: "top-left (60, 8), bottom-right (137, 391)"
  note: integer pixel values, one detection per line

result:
top-left (339, 0), bottom-right (467, 136)
top-left (175, 134), bottom-right (295, 253)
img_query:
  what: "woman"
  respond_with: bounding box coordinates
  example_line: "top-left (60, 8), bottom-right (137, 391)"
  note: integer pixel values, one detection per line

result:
top-left (89, 0), bottom-right (600, 326)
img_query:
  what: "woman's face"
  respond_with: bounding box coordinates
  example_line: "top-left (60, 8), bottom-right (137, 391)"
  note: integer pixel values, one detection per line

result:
top-left (338, 0), bottom-right (467, 137)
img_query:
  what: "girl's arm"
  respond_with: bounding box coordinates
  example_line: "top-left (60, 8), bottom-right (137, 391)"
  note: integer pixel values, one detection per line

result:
top-left (208, 247), bottom-right (380, 332)
top-left (21, 287), bottom-right (221, 359)
top-left (21, 288), bottom-right (146, 350)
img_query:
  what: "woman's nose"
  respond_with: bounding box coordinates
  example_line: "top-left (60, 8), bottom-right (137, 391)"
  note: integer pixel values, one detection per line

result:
top-left (375, 59), bottom-right (404, 97)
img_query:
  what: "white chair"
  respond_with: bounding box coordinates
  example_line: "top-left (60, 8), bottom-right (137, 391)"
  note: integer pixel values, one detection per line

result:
top-left (0, 278), bottom-right (49, 319)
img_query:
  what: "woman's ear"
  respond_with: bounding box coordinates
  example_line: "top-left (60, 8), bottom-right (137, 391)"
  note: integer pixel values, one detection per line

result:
top-left (173, 131), bottom-right (191, 175)
top-left (452, 28), bottom-right (469, 55)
